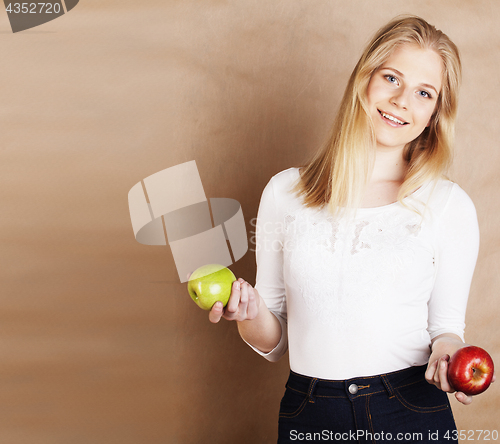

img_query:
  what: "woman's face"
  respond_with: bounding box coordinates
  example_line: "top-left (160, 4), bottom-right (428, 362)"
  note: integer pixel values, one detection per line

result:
top-left (366, 44), bottom-right (443, 153)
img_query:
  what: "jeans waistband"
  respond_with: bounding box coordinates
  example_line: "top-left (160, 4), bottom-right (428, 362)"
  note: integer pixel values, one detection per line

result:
top-left (286, 365), bottom-right (427, 402)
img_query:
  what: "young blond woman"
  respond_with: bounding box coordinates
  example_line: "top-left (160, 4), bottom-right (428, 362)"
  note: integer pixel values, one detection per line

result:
top-left (209, 16), bottom-right (495, 442)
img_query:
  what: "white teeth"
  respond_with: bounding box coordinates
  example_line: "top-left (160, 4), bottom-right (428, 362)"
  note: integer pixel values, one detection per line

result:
top-left (381, 112), bottom-right (406, 125)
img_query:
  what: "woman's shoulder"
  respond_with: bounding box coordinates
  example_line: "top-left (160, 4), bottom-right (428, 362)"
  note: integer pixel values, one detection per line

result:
top-left (265, 167), bottom-right (301, 195)
top-left (269, 167), bottom-right (300, 184)
top-left (259, 167), bottom-right (303, 212)
top-left (422, 178), bottom-right (477, 215)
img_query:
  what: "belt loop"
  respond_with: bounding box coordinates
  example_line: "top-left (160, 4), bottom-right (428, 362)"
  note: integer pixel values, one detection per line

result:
top-left (381, 375), bottom-right (395, 399)
top-left (307, 378), bottom-right (319, 403)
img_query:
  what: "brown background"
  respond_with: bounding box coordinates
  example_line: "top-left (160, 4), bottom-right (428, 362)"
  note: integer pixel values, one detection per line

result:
top-left (0, 1), bottom-right (499, 443)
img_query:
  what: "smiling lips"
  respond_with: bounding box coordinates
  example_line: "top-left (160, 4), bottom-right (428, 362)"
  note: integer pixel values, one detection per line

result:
top-left (378, 109), bottom-right (409, 126)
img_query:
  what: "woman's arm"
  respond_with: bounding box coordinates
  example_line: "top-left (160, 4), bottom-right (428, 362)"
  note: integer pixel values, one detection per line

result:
top-left (207, 172), bottom-right (290, 360)
top-left (425, 184), bottom-right (481, 405)
top-left (235, 287), bottom-right (282, 354)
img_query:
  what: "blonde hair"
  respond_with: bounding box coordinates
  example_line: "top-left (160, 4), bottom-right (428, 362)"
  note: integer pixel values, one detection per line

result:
top-left (292, 15), bottom-right (462, 217)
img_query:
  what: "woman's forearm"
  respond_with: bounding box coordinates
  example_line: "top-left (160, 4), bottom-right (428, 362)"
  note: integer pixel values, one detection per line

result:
top-left (236, 295), bottom-right (282, 353)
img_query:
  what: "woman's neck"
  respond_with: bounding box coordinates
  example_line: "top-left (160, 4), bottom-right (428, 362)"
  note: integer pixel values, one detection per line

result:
top-left (358, 148), bottom-right (408, 208)
top-left (369, 148), bottom-right (407, 185)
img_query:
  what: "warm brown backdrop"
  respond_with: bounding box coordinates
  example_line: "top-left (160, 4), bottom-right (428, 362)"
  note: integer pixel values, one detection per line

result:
top-left (0, 1), bottom-right (498, 443)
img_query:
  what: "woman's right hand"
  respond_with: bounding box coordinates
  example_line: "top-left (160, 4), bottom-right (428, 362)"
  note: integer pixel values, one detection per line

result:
top-left (209, 278), bottom-right (260, 323)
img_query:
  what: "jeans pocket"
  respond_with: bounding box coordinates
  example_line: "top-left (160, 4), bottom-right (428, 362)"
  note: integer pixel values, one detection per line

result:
top-left (393, 379), bottom-right (450, 413)
top-left (278, 385), bottom-right (310, 419)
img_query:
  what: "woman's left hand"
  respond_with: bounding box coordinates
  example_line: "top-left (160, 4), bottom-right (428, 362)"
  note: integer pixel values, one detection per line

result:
top-left (424, 333), bottom-right (496, 405)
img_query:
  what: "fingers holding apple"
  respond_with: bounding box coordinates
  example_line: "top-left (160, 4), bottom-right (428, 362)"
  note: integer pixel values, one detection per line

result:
top-left (434, 354), bottom-right (452, 392)
top-left (425, 354), bottom-right (473, 405)
top-left (208, 281), bottom-right (239, 324)
top-left (224, 278), bottom-right (245, 319)
top-left (425, 336), bottom-right (473, 405)
top-left (454, 391), bottom-right (473, 405)
top-left (426, 353), bottom-right (452, 392)
top-left (186, 263), bottom-right (262, 325)
top-left (185, 264), bottom-right (261, 324)
top-left (208, 280), bottom-right (240, 324)
top-left (222, 278), bottom-right (260, 322)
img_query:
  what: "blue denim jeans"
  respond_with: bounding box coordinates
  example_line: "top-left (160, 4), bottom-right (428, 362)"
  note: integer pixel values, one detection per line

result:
top-left (278, 365), bottom-right (457, 443)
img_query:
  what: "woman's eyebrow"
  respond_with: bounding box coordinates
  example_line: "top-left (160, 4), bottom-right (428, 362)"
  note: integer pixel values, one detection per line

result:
top-left (381, 66), bottom-right (438, 94)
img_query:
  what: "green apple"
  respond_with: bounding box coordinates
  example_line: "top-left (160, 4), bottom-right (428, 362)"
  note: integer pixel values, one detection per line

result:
top-left (187, 264), bottom-right (236, 310)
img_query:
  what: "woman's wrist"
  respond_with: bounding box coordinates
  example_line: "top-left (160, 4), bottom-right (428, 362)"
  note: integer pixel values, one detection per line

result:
top-left (431, 333), bottom-right (465, 351)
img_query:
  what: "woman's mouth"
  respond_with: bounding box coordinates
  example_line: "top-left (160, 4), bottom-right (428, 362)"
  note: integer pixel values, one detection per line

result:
top-left (378, 109), bottom-right (408, 126)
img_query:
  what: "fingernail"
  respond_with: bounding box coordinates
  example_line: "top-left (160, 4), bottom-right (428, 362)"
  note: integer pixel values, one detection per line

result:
top-left (441, 361), bottom-right (446, 369)
top-left (235, 281), bottom-right (240, 290)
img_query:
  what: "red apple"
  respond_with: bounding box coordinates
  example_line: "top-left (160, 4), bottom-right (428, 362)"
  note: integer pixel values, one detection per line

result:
top-left (447, 346), bottom-right (494, 396)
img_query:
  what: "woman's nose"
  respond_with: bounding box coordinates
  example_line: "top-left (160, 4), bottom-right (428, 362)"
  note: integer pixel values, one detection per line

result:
top-left (390, 89), bottom-right (409, 109)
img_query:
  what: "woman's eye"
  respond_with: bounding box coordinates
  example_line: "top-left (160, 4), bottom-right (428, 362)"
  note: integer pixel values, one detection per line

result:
top-left (384, 75), bottom-right (398, 84)
top-left (418, 90), bottom-right (432, 99)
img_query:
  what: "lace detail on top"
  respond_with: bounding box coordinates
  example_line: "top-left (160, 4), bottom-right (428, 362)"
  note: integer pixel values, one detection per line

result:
top-left (283, 206), bottom-right (426, 326)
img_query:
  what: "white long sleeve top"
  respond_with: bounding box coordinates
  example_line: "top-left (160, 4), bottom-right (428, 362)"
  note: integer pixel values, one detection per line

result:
top-left (246, 167), bottom-right (480, 380)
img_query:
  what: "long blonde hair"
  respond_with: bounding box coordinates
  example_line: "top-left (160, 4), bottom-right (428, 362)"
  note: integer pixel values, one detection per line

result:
top-left (292, 15), bottom-right (462, 216)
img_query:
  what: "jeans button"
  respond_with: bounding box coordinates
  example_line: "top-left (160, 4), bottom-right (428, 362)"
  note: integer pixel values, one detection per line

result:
top-left (348, 383), bottom-right (358, 394)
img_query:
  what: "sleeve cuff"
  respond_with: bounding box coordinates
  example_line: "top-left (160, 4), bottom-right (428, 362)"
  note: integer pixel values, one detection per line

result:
top-left (428, 328), bottom-right (465, 343)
